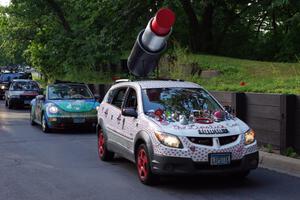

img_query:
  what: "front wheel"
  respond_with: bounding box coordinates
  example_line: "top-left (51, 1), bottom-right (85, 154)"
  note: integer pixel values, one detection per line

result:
top-left (97, 128), bottom-right (114, 161)
top-left (41, 114), bottom-right (51, 133)
top-left (30, 109), bottom-right (36, 126)
top-left (136, 144), bottom-right (158, 185)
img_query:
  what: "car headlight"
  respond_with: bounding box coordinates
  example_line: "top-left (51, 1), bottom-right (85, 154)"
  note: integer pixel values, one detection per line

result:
top-left (154, 131), bottom-right (183, 148)
top-left (245, 129), bottom-right (255, 145)
top-left (48, 105), bottom-right (59, 114)
top-left (1, 85), bottom-right (6, 89)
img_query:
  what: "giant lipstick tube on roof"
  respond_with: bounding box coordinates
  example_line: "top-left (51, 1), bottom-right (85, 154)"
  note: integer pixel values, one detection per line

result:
top-left (127, 8), bottom-right (175, 77)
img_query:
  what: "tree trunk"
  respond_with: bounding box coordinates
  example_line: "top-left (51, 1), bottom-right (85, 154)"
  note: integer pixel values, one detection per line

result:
top-left (45, 0), bottom-right (72, 32)
top-left (200, 2), bottom-right (214, 53)
top-left (179, 0), bottom-right (201, 52)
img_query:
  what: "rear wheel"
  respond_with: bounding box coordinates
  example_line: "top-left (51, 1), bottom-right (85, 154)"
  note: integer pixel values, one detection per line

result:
top-left (136, 144), bottom-right (158, 185)
top-left (97, 128), bottom-right (114, 161)
top-left (41, 114), bottom-right (51, 133)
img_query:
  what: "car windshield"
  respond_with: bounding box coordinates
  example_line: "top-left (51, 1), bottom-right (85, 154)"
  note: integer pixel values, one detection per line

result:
top-left (48, 84), bottom-right (93, 100)
top-left (142, 88), bottom-right (226, 123)
top-left (11, 81), bottom-right (39, 91)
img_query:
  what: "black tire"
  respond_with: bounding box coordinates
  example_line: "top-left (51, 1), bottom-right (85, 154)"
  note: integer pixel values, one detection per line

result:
top-left (41, 113), bottom-right (51, 133)
top-left (136, 144), bottom-right (159, 185)
top-left (5, 99), bottom-right (8, 107)
top-left (97, 128), bottom-right (114, 161)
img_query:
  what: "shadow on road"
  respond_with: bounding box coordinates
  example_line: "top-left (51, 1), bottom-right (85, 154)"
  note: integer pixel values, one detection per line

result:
top-left (109, 156), bottom-right (262, 191)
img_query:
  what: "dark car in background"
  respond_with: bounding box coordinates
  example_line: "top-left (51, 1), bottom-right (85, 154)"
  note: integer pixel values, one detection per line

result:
top-left (0, 72), bottom-right (32, 99)
top-left (5, 79), bottom-right (40, 109)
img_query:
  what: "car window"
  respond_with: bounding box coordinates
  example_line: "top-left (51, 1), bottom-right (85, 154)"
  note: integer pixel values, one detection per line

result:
top-left (10, 81), bottom-right (39, 91)
top-left (48, 84), bottom-right (93, 100)
top-left (124, 88), bottom-right (138, 110)
top-left (111, 87), bottom-right (127, 109)
top-left (142, 87), bottom-right (223, 123)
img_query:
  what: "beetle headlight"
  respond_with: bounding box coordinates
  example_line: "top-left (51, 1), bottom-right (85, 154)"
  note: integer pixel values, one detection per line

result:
top-left (245, 129), bottom-right (255, 145)
top-left (154, 131), bottom-right (183, 148)
top-left (48, 105), bottom-right (59, 114)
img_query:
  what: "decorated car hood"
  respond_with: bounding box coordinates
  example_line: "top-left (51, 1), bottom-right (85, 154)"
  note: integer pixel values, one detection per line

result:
top-left (148, 116), bottom-right (249, 137)
top-left (50, 99), bottom-right (97, 113)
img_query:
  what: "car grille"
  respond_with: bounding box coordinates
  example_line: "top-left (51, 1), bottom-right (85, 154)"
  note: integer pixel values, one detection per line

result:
top-left (20, 95), bottom-right (36, 100)
top-left (187, 135), bottom-right (239, 146)
top-left (219, 135), bottom-right (239, 145)
top-left (188, 137), bottom-right (213, 146)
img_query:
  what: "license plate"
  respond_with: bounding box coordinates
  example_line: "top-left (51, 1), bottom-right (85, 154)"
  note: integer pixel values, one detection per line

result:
top-left (209, 153), bottom-right (231, 166)
top-left (73, 118), bottom-right (85, 123)
top-left (24, 100), bottom-right (31, 104)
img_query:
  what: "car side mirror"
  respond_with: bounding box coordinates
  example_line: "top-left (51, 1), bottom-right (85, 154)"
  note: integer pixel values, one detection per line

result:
top-left (224, 105), bottom-right (233, 114)
top-left (36, 95), bottom-right (45, 101)
top-left (122, 108), bottom-right (138, 118)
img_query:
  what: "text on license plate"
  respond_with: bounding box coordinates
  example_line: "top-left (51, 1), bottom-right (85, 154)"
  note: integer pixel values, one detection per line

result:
top-left (24, 100), bottom-right (31, 104)
top-left (210, 153), bottom-right (231, 165)
top-left (73, 118), bottom-right (85, 123)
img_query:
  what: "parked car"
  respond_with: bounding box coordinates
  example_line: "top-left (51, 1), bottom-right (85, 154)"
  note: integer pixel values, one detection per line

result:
top-left (30, 82), bottom-right (100, 133)
top-left (0, 72), bottom-right (32, 99)
top-left (97, 79), bottom-right (258, 185)
top-left (5, 79), bottom-right (40, 108)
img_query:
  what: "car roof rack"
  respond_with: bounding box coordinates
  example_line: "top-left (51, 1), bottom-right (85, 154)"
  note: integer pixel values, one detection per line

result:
top-left (134, 77), bottom-right (185, 82)
top-left (114, 79), bottom-right (131, 84)
top-left (53, 80), bottom-right (85, 84)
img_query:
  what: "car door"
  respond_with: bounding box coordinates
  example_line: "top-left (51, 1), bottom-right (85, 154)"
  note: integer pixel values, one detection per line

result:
top-left (121, 87), bottom-right (139, 151)
top-left (105, 87), bottom-right (128, 149)
top-left (35, 94), bottom-right (45, 123)
top-left (5, 83), bottom-right (13, 101)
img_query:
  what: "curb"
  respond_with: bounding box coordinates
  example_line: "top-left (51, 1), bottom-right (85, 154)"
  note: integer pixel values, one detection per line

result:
top-left (259, 151), bottom-right (300, 178)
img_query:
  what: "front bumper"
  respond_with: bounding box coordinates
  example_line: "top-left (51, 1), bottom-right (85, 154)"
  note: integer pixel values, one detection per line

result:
top-left (151, 151), bottom-right (259, 175)
top-left (10, 97), bottom-right (35, 106)
top-left (47, 116), bottom-right (97, 129)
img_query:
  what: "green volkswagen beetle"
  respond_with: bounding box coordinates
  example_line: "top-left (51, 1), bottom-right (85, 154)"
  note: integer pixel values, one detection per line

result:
top-left (30, 82), bottom-right (100, 133)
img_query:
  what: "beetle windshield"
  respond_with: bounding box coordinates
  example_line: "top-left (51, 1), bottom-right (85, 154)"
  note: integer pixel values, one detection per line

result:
top-left (48, 84), bottom-right (93, 100)
top-left (142, 88), bottom-right (225, 123)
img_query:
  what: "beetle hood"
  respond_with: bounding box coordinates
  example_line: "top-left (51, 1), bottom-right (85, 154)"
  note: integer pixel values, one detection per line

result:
top-left (50, 99), bottom-right (97, 112)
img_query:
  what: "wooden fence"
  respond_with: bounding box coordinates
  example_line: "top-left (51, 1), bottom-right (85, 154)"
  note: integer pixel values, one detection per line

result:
top-left (87, 84), bottom-right (300, 154)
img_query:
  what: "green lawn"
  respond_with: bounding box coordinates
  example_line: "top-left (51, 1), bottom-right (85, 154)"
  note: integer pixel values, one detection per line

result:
top-left (162, 50), bottom-right (300, 94)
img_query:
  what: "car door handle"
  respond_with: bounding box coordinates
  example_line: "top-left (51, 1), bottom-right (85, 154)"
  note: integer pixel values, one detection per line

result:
top-left (117, 114), bottom-right (121, 121)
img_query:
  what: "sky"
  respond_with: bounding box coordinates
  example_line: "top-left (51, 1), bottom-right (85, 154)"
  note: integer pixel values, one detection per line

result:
top-left (0, 0), bottom-right (10, 6)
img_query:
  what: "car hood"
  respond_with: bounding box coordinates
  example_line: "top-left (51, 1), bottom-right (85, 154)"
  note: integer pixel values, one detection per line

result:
top-left (148, 116), bottom-right (249, 137)
top-left (10, 90), bottom-right (39, 96)
top-left (50, 99), bottom-right (97, 112)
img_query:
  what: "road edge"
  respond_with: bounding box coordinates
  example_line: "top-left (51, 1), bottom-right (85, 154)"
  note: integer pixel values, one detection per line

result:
top-left (259, 151), bottom-right (300, 178)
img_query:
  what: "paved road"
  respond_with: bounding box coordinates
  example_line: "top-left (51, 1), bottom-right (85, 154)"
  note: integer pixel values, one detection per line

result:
top-left (1, 100), bottom-right (300, 200)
